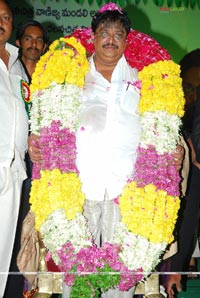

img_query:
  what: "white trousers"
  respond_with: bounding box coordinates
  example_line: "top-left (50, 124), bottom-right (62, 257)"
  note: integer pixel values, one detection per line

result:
top-left (83, 199), bottom-right (121, 247)
top-left (0, 159), bottom-right (25, 297)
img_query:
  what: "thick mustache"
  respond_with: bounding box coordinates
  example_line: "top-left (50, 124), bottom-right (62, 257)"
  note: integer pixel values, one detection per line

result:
top-left (27, 47), bottom-right (39, 52)
top-left (0, 27), bottom-right (5, 32)
top-left (103, 43), bottom-right (118, 49)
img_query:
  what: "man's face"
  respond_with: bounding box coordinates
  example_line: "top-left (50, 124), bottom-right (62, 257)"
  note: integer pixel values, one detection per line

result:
top-left (182, 67), bottom-right (200, 105)
top-left (17, 26), bottom-right (46, 61)
top-left (0, 0), bottom-right (13, 45)
top-left (93, 21), bottom-right (127, 65)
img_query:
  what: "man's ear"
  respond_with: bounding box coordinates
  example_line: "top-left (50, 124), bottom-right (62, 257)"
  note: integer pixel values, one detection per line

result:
top-left (15, 39), bottom-right (20, 47)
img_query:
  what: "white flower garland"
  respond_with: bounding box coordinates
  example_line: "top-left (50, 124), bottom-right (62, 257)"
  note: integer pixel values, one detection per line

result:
top-left (140, 111), bottom-right (181, 154)
top-left (111, 222), bottom-right (166, 275)
top-left (30, 82), bottom-right (83, 134)
top-left (40, 209), bottom-right (93, 264)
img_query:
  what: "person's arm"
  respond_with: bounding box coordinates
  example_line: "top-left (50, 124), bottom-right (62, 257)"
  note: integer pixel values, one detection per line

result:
top-left (172, 144), bottom-right (185, 171)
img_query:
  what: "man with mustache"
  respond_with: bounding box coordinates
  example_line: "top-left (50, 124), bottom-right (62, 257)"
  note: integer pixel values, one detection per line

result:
top-left (16, 20), bottom-right (48, 84)
top-left (0, 0), bottom-right (29, 297)
top-left (3, 20), bottom-right (48, 298)
top-left (29, 3), bottom-right (185, 297)
top-left (15, 20), bottom-right (48, 177)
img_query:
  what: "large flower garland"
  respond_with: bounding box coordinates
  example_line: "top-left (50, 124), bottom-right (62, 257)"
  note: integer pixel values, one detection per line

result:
top-left (69, 24), bottom-right (184, 251)
top-left (30, 37), bottom-right (89, 234)
top-left (29, 27), bottom-right (185, 297)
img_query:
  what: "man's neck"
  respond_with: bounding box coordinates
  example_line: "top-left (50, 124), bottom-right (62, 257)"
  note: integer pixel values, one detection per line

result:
top-left (94, 55), bottom-right (119, 82)
top-left (21, 57), bottom-right (37, 78)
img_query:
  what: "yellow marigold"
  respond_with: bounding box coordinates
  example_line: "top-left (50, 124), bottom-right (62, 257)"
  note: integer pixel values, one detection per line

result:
top-left (30, 36), bottom-right (89, 93)
top-left (30, 169), bottom-right (85, 230)
top-left (138, 60), bottom-right (185, 117)
top-left (119, 182), bottom-right (180, 244)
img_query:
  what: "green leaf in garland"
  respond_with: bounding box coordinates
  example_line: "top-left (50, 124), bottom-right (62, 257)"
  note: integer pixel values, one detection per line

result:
top-left (190, 0), bottom-right (196, 8)
top-left (197, 0), bottom-right (200, 8)
top-left (142, 0), bottom-right (148, 3)
top-left (88, 0), bottom-right (93, 5)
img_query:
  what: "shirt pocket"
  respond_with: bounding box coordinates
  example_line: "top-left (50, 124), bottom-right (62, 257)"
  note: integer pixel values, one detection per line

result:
top-left (120, 84), bottom-right (140, 115)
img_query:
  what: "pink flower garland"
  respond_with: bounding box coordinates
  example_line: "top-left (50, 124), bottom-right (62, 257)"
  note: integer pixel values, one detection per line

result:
top-left (57, 242), bottom-right (143, 294)
top-left (32, 121), bottom-right (78, 179)
top-left (134, 146), bottom-right (181, 196)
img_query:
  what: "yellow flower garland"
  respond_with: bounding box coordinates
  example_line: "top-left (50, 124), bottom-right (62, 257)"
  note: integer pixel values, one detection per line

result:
top-left (119, 60), bottom-right (183, 246)
top-left (119, 182), bottom-right (180, 244)
top-left (30, 36), bottom-right (89, 93)
top-left (138, 60), bottom-right (185, 117)
top-left (30, 169), bottom-right (85, 230)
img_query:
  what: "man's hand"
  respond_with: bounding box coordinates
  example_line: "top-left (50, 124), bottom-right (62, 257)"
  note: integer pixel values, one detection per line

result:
top-left (172, 145), bottom-right (185, 171)
top-left (28, 134), bottom-right (41, 163)
top-left (166, 274), bottom-right (181, 298)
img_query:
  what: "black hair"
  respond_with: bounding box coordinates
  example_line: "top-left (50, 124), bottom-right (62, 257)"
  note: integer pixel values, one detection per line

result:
top-left (91, 10), bottom-right (131, 36)
top-left (16, 20), bottom-right (49, 45)
top-left (180, 49), bottom-right (200, 78)
top-left (180, 49), bottom-right (200, 135)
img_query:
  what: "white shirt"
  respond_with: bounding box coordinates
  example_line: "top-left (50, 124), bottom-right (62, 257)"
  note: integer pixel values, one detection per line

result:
top-left (76, 55), bottom-right (141, 201)
top-left (0, 43), bottom-right (29, 297)
top-left (0, 43), bottom-right (28, 170)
